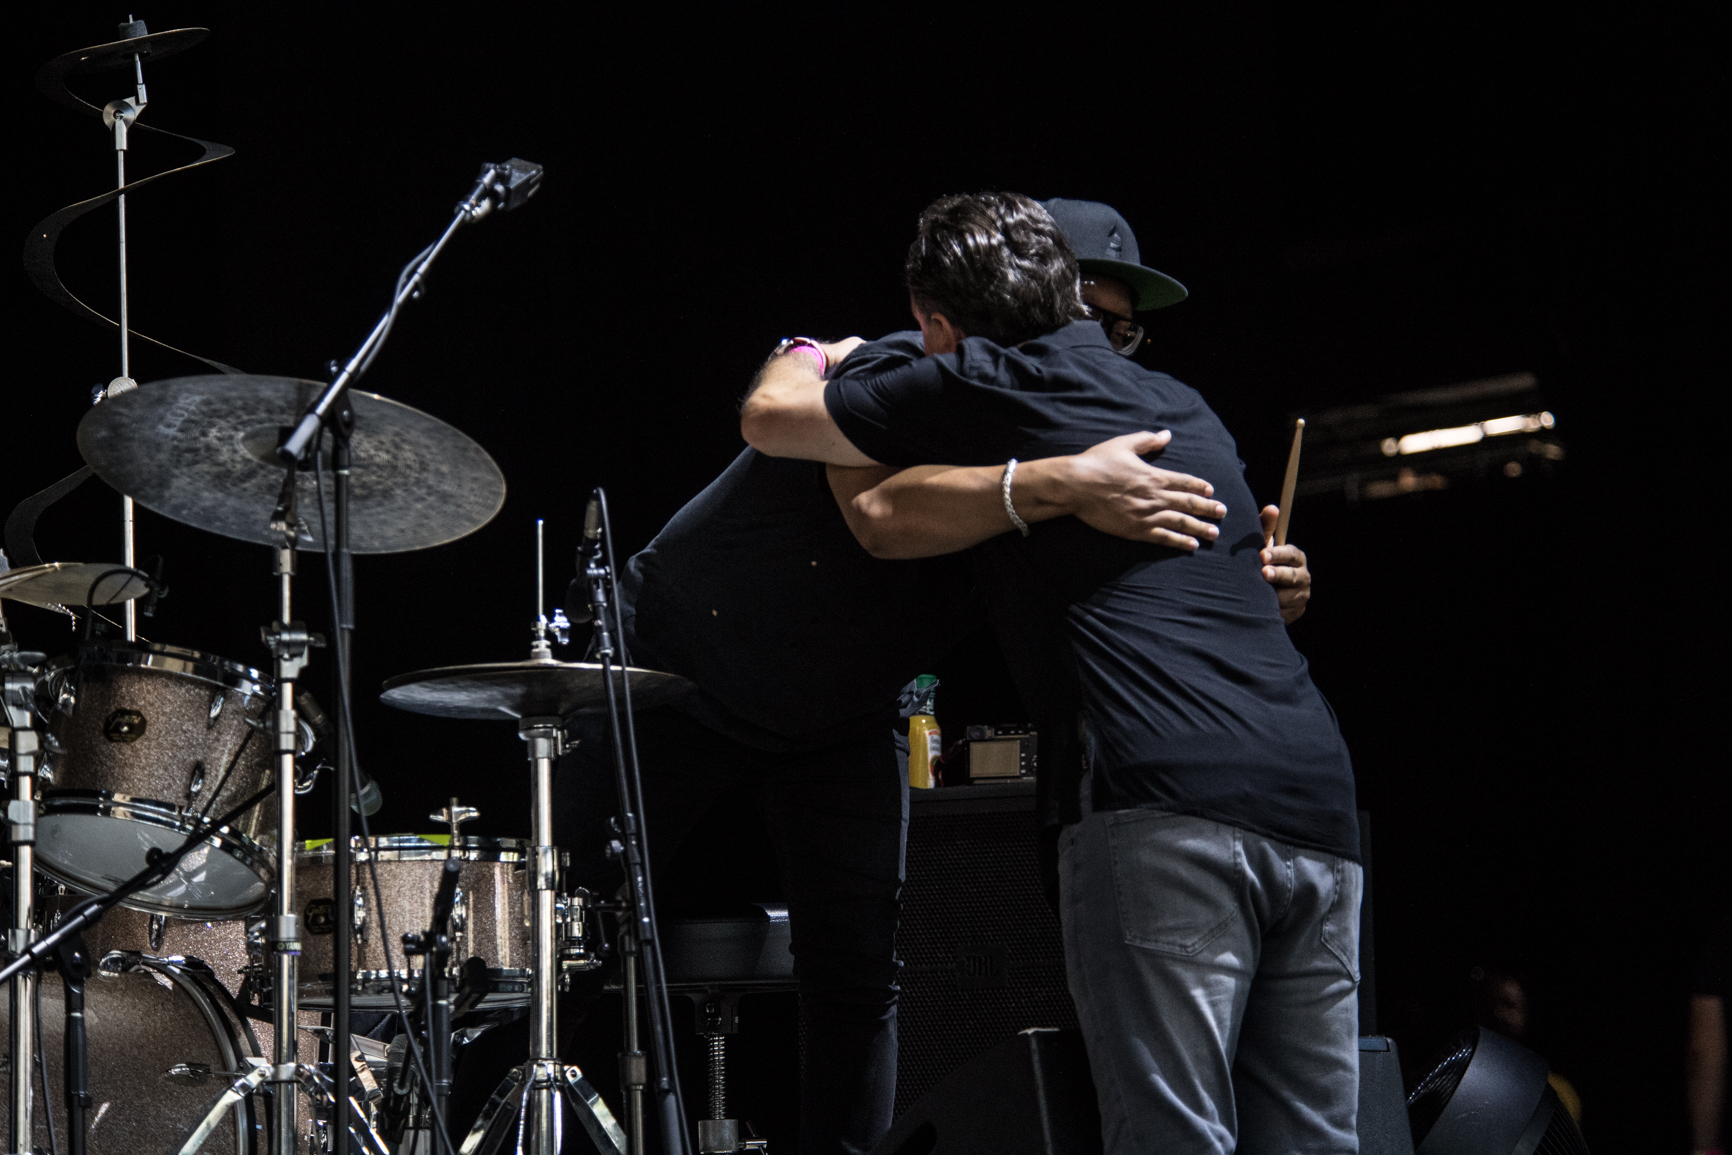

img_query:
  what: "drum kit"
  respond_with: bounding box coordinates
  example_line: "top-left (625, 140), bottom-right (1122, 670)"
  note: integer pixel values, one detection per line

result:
top-left (4, 18), bottom-right (696, 1155)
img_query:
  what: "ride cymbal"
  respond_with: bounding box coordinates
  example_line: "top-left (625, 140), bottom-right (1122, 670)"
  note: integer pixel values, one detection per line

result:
top-left (77, 375), bottom-right (506, 553)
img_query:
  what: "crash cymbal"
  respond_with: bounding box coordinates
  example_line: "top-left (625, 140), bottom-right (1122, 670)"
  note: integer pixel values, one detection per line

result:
top-left (380, 660), bottom-right (692, 720)
top-left (0, 562), bottom-right (150, 608)
top-left (77, 375), bottom-right (506, 553)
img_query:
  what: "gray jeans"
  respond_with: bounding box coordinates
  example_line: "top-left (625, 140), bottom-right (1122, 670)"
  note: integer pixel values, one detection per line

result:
top-left (1059, 778), bottom-right (1362, 1154)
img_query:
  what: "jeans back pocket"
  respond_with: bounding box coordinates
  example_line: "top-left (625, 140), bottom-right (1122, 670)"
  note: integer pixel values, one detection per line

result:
top-left (1105, 809), bottom-right (1243, 956)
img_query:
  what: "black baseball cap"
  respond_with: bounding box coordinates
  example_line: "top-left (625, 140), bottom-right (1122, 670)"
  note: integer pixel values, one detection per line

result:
top-left (1040, 198), bottom-right (1188, 312)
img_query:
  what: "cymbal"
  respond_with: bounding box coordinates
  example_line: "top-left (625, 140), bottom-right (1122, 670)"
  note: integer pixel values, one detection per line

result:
top-left (0, 562), bottom-right (150, 608)
top-left (380, 661), bottom-right (692, 720)
top-left (40, 28), bottom-right (209, 79)
top-left (77, 376), bottom-right (506, 554)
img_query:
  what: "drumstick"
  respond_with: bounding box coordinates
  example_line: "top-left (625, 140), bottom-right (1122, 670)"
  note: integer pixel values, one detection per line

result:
top-left (1273, 418), bottom-right (1304, 547)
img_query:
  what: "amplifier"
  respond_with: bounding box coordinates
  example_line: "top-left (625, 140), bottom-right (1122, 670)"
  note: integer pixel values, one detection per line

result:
top-left (896, 779), bottom-right (1075, 1115)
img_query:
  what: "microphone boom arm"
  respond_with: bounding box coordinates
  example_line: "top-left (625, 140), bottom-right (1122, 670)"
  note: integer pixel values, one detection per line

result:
top-left (278, 159), bottom-right (543, 464)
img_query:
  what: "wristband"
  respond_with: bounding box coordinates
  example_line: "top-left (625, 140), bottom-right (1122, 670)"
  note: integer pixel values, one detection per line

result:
top-left (788, 343), bottom-right (826, 374)
top-left (773, 336), bottom-right (828, 376)
top-left (1002, 459), bottom-right (1031, 537)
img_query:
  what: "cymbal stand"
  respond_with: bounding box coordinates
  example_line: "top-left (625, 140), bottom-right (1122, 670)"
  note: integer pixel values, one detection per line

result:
top-left (262, 497), bottom-right (319, 1155)
top-left (457, 527), bottom-right (627, 1155)
top-left (3, 617), bottom-right (42, 1155)
top-left (101, 16), bottom-right (151, 643)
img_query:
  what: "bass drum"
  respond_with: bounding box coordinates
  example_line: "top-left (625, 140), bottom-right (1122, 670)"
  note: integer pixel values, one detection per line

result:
top-left (0, 943), bottom-right (261, 1154)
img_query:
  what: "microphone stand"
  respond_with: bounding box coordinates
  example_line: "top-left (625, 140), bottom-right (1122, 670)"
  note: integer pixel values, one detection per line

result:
top-left (273, 160), bottom-right (540, 1146)
top-left (582, 490), bottom-right (692, 1155)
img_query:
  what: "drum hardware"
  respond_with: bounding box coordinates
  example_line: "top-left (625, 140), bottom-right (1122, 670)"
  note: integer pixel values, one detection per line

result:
top-left (385, 497), bottom-right (691, 1155)
top-left (399, 850), bottom-right (463, 1140)
top-left (4, 616), bottom-right (46, 1153)
top-left (44, 932), bottom-right (92, 1155)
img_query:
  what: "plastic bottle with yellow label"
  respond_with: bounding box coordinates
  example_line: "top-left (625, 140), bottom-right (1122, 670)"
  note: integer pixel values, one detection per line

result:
top-left (907, 674), bottom-right (942, 789)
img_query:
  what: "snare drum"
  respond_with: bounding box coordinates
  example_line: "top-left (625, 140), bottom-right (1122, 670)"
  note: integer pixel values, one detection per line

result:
top-left (35, 642), bottom-right (280, 918)
top-left (296, 835), bottom-right (531, 1008)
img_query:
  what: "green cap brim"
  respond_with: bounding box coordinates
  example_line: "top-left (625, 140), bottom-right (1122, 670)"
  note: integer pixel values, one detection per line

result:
top-left (1078, 258), bottom-right (1188, 312)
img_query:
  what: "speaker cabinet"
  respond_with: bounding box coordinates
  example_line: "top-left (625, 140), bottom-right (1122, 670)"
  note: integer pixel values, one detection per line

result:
top-left (897, 781), bottom-right (1075, 1115)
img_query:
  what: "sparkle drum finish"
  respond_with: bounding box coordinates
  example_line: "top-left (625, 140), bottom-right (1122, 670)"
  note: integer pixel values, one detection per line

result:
top-left (46, 895), bottom-right (256, 997)
top-left (296, 834), bottom-right (532, 1009)
top-left (35, 642), bottom-right (280, 918)
top-left (0, 937), bottom-right (261, 1154)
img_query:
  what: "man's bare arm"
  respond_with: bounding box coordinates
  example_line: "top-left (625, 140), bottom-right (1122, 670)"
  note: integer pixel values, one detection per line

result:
top-left (828, 432), bottom-right (1225, 560)
top-left (740, 338), bottom-right (875, 465)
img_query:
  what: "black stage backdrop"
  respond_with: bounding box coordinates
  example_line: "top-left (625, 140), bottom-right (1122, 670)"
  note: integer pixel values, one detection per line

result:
top-left (6, 6), bottom-right (1722, 1150)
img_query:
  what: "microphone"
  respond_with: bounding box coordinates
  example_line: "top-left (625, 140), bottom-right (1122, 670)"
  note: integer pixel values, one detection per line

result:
top-left (458, 158), bottom-right (545, 220)
top-left (567, 493), bottom-right (605, 626)
top-left (297, 692), bottom-right (382, 816)
top-left (582, 493), bottom-right (603, 559)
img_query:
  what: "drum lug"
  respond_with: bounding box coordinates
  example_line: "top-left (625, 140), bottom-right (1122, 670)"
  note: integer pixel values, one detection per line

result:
top-left (450, 886), bottom-right (468, 940)
top-left (149, 912), bottom-right (167, 952)
top-left (353, 884), bottom-right (368, 943)
top-left (207, 688), bottom-right (226, 727)
top-left (187, 759), bottom-right (206, 801)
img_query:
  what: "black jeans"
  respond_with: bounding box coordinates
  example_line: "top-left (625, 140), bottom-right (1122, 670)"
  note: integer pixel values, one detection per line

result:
top-left (556, 706), bottom-right (907, 1155)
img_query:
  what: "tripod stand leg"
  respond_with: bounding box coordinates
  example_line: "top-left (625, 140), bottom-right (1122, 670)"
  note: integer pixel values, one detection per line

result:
top-left (557, 1063), bottom-right (628, 1155)
top-left (172, 1062), bottom-right (272, 1155)
top-left (458, 1065), bottom-right (529, 1155)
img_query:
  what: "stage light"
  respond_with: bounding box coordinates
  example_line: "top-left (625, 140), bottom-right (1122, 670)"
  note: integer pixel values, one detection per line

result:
top-left (1406, 1026), bottom-right (1588, 1154)
top-left (1296, 373), bottom-right (1565, 501)
top-left (1381, 413), bottom-right (1557, 457)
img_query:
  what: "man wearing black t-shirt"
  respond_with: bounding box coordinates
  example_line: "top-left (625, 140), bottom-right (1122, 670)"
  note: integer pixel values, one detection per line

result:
top-left (743, 192), bottom-right (1361, 1153)
top-left (555, 372), bottom-right (1239, 1151)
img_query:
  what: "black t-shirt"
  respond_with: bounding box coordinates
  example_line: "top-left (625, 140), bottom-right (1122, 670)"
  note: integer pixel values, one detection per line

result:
top-left (601, 340), bottom-right (977, 752)
top-left (826, 320), bottom-right (1359, 859)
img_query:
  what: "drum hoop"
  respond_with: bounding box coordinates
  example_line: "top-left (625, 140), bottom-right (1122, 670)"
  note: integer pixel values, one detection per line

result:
top-left (299, 966), bottom-right (533, 1007)
top-left (48, 640), bottom-right (273, 700)
top-left (36, 793), bottom-right (275, 918)
top-left (294, 835), bottom-right (528, 864)
top-left (143, 958), bottom-right (257, 1154)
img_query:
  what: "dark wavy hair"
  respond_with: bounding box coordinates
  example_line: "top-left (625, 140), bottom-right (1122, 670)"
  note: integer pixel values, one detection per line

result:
top-left (904, 191), bottom-right (1088, 347)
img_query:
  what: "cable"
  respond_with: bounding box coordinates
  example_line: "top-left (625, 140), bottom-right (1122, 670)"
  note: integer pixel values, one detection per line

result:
top-left (314, 449), bottom-right (455, 1155)
top-left (35, 977), bottom-right (59, 1155)
top-left (354, 241), bottom-right (436, 380)
top-left (593, 490), bottom-right (690, 1155)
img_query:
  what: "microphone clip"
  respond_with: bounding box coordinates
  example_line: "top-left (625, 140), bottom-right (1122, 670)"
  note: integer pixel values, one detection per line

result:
top-left (458, 159), bottom-right (544, 221)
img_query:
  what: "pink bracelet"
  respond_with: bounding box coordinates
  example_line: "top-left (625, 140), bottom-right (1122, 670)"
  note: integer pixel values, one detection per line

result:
top-left (788, 343), bottom-right (827, 375)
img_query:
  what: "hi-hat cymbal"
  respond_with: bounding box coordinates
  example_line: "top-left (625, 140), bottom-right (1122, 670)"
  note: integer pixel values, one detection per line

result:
top-left (77, 375), bottom-right (506, 553)
top-left (0, 562), bottom-right (150, 608)
top-left (380, 661), bottom-right (692, 720)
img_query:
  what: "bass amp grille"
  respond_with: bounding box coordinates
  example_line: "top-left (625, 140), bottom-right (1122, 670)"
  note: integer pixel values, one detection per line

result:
top-left (895, 781), bottom-right (1076, 1116)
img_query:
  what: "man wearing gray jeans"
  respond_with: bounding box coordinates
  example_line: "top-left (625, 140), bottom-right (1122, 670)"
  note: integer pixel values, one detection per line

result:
top-left (744, 192), bottom-right (1362, 1152)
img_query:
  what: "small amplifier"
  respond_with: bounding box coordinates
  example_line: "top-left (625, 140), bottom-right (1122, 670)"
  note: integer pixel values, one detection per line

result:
top-left (961, 725), bottom-right (1036, 780)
